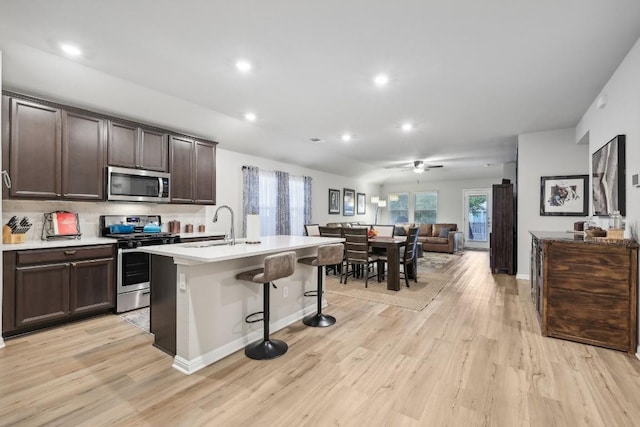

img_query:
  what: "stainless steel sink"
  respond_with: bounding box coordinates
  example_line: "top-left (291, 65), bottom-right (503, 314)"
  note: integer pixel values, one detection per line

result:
top-left (182, 240), bottom-right (244, 248)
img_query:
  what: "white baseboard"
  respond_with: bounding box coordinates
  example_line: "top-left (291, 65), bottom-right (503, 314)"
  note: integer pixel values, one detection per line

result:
top-left (0, 337), bottom-right (4, 349)
top-left (636, 345), bottom-right (640, 361)
top-left (172, 305), bottom-right (317, 375)
top-left (516, 273), bottom-right (530, 281)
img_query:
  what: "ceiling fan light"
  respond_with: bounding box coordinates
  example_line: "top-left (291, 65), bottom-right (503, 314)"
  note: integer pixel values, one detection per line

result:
top-left (413, 167), bottom-right (424, 173)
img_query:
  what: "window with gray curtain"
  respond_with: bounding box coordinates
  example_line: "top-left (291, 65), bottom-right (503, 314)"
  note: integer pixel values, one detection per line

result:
top-left (242, 165), bottom-right (260, 237)
top-left (242, 165), bottom-right (312, 236)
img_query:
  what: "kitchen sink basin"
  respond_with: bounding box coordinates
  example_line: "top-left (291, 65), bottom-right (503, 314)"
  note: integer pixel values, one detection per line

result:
top-left (182, 240), bottom-right (244, 248)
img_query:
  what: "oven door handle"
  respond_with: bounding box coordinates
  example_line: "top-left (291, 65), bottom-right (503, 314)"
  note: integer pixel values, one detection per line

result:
top-left (120, 247), bottom-right (146, 254)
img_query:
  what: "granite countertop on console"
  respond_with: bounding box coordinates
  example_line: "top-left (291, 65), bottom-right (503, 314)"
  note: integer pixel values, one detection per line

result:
top-left (1, 237), bottom-right (118, 251)
top-left (140, 235), bottom-right (344, 265)
top-left (529, 230), bottom-right (638, 247)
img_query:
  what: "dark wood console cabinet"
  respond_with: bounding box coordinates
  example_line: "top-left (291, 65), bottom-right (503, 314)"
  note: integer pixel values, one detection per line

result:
top-left (2, 244), bottom-right (116, 337)
top-left (530, 231), bottom-right (638, 353)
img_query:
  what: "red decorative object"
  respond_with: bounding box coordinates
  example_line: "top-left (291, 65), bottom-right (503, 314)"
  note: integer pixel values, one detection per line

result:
top-left (368, 229), bottom-right (378, 238)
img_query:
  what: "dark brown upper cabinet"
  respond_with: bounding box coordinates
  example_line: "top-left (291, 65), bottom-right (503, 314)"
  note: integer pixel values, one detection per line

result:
top-left (62, 111), bottom-right (107, 200)
top-left (2, 97), bottom-right (107, 201)
top-left (107, 121), bottom-right (168, 172)
top-left (8, 98), bottom-right (62, 198)
top-left (169, 136), bottom-right (216, 204)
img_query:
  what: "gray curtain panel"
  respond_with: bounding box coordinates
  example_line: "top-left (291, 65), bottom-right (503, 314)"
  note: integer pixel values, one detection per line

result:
top-left (275, 170), bottom-right (290, 235)
top-left (242, 165), bottom-right (260, 237)
top-left (303, 176), bottom-right (312, 225)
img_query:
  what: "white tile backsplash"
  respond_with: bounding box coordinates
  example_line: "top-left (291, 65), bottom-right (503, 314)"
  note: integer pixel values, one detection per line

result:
top-left (3, 200), bottom-right (210, 241)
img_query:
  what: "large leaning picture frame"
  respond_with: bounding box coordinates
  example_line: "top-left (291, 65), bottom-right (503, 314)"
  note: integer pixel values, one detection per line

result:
top-left (328, 188), bottom-right (340, 214)
top-left (540, 175), bottom-right (589, 216)
top-left (592, 134), bottom-right (626, 216)
top-left (343, 188), bottom-right (355, 216)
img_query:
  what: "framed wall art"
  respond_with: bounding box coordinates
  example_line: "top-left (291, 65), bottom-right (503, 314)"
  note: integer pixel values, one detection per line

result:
top-left (540, 175), bottom-right (589, 216)
top-left (343, 188), bottom-right (355, 216)
top-left (592, 134), bottom-right (625, 216)
top-left (357, 192), bottom-right (366, 215)
top-left (328, 188), bottom-right (340, 214)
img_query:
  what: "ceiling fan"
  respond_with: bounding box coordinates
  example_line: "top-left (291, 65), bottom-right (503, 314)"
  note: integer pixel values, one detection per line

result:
top-left (386, 160), bottom-right (444, 173)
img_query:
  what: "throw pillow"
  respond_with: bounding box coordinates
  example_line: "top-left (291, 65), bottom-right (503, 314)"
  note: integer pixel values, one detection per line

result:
top-left (438, 227), bottom-right (451, 238)
top-left (394, 225), bottom-right (406, 236)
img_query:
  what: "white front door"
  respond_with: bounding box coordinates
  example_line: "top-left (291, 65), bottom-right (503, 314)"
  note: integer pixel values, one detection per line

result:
top-left (462, 189), bottom-right (491, 249)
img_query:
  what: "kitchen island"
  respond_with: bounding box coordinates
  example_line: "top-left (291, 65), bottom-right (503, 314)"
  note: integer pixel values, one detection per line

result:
top-left (140, 235), bottom-right (343, 374)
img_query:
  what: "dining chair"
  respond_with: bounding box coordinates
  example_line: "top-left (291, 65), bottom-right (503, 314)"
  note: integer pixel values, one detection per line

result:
top-left (377, 226), bottom-right (420, 288)
top-left (304, 224), bottom-right (321, 236)
top-left (341, 227), bottom-right (379, 288)
top-left (319, 226), bottom-right (344, 275)
top-left (373, 224), bottom-right (395, 237)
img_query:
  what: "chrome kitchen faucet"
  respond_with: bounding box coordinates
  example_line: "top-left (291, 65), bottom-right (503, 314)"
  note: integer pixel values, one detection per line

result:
top-left (213, 205), bottom-right (235, 245)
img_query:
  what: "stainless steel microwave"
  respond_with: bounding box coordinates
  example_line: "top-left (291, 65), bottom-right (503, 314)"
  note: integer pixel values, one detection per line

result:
top-left (107, 166), bottom-right (170, 203)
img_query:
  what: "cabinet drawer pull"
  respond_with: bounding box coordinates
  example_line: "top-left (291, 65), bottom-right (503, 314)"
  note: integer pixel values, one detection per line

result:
top-left (64, 250), bottom-right (77, 255)
top-left (142, 291), bottom-right (150, 296)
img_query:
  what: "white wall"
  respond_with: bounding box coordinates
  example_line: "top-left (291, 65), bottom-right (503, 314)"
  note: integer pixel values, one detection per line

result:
top-left (575, 36), bottom-right (640, 357)
top-left (516, 128), bottom-right (589, 278)
top-left (211, 148), bottom-right (379, 234)
top-left (380, 177), bottom-right (501, 227)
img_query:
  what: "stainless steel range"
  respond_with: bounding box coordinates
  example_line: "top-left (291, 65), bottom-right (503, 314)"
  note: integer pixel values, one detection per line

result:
top-left (100, 215), bottom-right (179, 313)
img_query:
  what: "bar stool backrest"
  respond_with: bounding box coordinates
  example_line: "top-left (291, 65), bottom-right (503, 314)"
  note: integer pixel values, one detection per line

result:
top-left (316, 243), bottom-right (344, 266)
top-left (256, 251), bottom-right (296, 283)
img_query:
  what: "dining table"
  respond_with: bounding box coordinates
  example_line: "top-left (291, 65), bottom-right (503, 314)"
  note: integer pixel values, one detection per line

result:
top-left (369, 236), bottom-right (415, 291)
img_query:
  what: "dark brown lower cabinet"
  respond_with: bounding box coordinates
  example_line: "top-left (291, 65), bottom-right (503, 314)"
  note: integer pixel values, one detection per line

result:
top-left (530, 232), bottom-right (638, 353)
top-left (16, 263), bottom-right (70, 328)
top-left (3, 245), bottom-right (116, 337)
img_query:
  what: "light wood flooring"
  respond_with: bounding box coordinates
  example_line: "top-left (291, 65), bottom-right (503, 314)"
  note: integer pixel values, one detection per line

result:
top-left (1, 250), bottom-right (640, 426)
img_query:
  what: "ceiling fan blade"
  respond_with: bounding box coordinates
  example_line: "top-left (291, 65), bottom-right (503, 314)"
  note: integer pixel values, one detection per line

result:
top-left (425, 164), bottom-right (443, 169)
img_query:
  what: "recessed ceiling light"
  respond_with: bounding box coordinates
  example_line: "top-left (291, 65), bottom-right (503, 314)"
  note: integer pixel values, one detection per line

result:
top-left (236, 59), bottom-right (253, 73)
top-left (341, 133), bottom-right (352, 142)
top-left (401, 122), bottom-right (413, 132)
top-left (60, 43), bottom-right (82, 57)
top-left (373, 73), bottom-right (389, 87)
top-left (244, 112), bottom-right (256, 122)
top-left (309, 137), bottom-right (323, 144)
top-left (484, 163), bottom-right (491, 167)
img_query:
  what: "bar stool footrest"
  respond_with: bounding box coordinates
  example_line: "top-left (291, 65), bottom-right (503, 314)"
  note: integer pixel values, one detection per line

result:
top-left (245, 311), bottom-right (264, 324)
top-left (245, 339), bottom-right (288, 360)
top-left (303, 290), bottom-right (319, 297)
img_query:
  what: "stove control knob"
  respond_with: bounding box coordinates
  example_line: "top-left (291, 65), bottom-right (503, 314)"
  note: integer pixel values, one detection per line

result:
top-left (127, 241), bottom-right (134, 249)
top-left (136, 241), bottom-right (142, 248)
top-left (163, 238), bottom-right (168, 244)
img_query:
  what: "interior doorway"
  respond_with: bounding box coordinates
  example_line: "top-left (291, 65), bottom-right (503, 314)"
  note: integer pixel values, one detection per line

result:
top-left (462, 189), bottom-right (491, 249)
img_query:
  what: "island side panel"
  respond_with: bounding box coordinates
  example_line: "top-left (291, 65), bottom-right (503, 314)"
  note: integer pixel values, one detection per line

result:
top-left (174, 246), bottom-right (319, 372)
top-left (150, 254), bottom-right (177, 355)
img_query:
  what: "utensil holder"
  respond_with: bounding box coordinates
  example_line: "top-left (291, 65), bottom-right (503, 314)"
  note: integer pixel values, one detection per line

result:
top-left (3, 225), bottom-right (27, 244)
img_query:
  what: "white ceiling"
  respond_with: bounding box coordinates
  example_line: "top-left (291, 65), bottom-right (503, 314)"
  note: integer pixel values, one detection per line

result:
top-left (1, 1), bottom-right (639, 184)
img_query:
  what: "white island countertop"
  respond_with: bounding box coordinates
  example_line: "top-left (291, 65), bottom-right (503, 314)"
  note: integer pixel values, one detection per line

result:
top-left (140, 235), bottom-right (343, 265)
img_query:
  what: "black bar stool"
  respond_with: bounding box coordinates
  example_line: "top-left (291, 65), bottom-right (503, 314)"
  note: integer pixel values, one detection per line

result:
top-left (236, 251), bottom-right (296, 360)
top-left (298, 243), bottom-right (344, 327)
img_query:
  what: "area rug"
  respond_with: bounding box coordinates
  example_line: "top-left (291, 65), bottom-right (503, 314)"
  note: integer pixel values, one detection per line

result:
top-left (417, 252), bottom-right (461, 270)
top-left (120, 307), bottom-right (150, 333)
